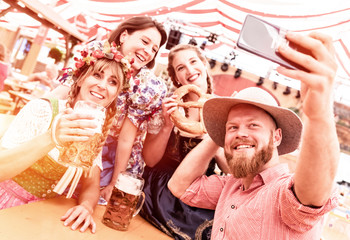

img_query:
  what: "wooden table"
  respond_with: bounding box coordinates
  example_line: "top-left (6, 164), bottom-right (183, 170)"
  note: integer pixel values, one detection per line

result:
top-left (8, 90), bottom-right (35, 114)
top-left (4, 79), bottom-right (36, 93)
top-left (0, 93), bottom-right (15, 114)
top-left (0, 197), bottom-right (172, 240)
top-left (0, 93), bottom-right (12, 103)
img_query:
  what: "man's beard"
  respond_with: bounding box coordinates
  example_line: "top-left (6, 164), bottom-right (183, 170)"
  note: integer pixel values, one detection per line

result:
top-left (225, 134), bottom-right (274, 178)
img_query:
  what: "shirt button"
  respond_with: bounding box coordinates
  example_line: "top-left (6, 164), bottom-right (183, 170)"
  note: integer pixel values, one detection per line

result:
top-left (220, 228), bottom-right (224, 232)
top-left (231, 205), bottom-right (235, 209)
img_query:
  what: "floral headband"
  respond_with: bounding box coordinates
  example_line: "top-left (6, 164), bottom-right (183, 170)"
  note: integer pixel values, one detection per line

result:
top-left (63, 41), bottom-right (134, 81)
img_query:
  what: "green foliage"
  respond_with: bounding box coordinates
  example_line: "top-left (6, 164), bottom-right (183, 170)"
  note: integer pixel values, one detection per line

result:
top-left (289, 107), bottom-right (300, 116)
top-left (48, 47), bottom-right (63, 63)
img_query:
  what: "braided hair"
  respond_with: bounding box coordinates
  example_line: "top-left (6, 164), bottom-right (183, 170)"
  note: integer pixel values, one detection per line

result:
top-left (167, 44), bottom-right (213, 94)
top-left (66, 58), bottom-right (127, 152)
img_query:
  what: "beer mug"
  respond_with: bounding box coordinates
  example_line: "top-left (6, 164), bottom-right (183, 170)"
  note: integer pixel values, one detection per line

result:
top-left (102, 171), bottom-right (145, 231)
top-left (58, 100), bottom-right (106, 171)
top-left (54, 101), bottom-right (106, 198)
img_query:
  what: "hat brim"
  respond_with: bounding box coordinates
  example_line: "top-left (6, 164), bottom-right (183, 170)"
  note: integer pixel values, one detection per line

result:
top-left (203, 97), bottom-right (302, 155)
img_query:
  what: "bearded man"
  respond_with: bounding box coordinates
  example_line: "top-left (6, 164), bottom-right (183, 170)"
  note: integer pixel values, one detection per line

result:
top-left (168, 31), bottom-right (340, 240)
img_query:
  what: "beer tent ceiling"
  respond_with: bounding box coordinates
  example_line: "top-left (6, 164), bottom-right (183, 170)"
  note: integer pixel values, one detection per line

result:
top-left (1, 0), bottom-right (350, 103)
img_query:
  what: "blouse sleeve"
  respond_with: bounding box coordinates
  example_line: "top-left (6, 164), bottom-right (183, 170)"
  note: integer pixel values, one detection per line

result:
top-left (125, 68), bottom-right (167, 131)
top-left (1, 99), bottom-right (52, 149)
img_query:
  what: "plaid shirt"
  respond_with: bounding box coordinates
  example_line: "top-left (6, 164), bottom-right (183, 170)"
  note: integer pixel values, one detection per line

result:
top-left (180, 164), bottom-right (338, 240)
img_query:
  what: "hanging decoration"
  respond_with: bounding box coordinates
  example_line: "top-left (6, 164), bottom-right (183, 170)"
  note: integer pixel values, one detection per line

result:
top-left (209, 59), bottom-right (216, 69)
top-left (166, 28), bottom-right (182, 50)
top-left (207, 33), bottom-right (218, 43)
top-left (221, 62), bottom-right (229, 72)
top-left (200, 41), bottom-right (207, 50)
top-left (283, 86), bottom-right (291, 95)
top-left (188, 38), bottom-right (197, 46)
top-left (234, 68), bottom-right (242, 78)
top-left (256, 77), bottom-right (264, 86)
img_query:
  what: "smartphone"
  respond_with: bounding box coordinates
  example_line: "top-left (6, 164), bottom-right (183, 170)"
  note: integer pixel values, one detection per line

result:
top-left (237, 15), bottom-right (302, 70)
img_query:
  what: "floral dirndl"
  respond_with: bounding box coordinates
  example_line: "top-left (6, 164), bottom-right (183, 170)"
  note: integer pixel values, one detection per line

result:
top-left (100, 68), bottom-right (167, 186)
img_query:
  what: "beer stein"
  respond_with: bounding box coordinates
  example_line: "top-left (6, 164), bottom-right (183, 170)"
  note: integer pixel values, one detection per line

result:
top-left (102, 171), bottom-right (145, 231)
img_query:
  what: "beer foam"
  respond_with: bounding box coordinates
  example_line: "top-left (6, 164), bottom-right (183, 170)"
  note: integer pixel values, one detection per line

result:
top-left (74, 101), bottom-right (106, 133)
top-left (115, 173), bottom-right (143, 196)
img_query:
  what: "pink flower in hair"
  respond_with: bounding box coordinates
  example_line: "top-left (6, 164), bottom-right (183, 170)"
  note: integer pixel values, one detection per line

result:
top-left (71, 40), bottom-right (134, 80)
top-left (92, 49), bottom-right (104, 59)
top-left (80, 50), bottom-right (88, 58)
top-left (114, 51), bottom-right (124, 62)
top-left (126, 69), bottom-right (134, 79)
top-left (75, 59), bottom-right (85, 69)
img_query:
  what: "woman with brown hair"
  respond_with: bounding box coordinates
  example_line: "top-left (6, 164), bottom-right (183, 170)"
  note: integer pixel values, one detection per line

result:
top-left (97, 16), bottom-right (169, 202)
top-left (141, 44), bottom-right (229, 240)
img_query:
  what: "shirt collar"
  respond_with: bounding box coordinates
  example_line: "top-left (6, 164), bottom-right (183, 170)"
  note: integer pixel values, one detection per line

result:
top-left (259, 163), bottom-right (289, 185)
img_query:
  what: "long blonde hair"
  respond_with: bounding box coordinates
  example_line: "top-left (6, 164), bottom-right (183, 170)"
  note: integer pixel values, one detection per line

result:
top-left (66, 58), bottom-right (126, 152)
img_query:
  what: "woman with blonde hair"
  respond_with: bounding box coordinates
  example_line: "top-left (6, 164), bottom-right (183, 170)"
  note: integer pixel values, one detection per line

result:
top-left (0, 40), bottom-right (132, 233)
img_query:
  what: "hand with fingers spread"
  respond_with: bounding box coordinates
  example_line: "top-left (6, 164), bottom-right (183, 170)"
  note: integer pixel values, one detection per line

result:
top-left (61, 204), bottom-right (96, 233)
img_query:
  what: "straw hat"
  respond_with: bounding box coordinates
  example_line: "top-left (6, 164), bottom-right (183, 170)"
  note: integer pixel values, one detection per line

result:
top-left (203, 87), bottom-right (302, 155)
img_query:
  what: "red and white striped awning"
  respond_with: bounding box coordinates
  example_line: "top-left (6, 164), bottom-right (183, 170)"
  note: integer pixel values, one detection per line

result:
top-left (1, 0), bottom-right (349, 90)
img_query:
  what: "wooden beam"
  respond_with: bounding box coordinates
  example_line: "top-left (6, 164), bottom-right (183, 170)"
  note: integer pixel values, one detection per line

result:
top-left (0, 6), bottom-right (14, 18)
top-left (2, 0), bottom-right (87, 43)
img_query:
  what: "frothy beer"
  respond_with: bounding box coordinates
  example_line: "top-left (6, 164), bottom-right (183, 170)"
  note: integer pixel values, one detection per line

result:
top-left (58, 133), bottom-right (102, 170)
top-left (58, 101), bottom-right (105, 171)
top-left (102, 172), bottom-right (145, 231)
top-left (74, 101), bottom-right (105, 134)
top-left (116, 172), bottom-right (143, 195)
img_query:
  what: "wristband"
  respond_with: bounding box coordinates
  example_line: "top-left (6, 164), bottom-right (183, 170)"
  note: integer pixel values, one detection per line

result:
top-left (51, 113), bottom-right (63, 148)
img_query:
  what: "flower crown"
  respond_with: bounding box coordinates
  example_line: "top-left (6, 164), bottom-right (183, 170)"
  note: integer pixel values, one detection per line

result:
top-left (66, 41), bottom-right (134, 80)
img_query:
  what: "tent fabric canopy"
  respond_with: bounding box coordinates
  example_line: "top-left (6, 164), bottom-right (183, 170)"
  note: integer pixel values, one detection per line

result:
top-left (0, 0), bottom-right (349, 102)
top-left (1, 0), bottom-right (349, 73)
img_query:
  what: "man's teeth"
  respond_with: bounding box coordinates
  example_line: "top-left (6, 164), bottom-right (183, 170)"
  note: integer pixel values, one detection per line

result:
top-left (91, 91), bottom-right (103, 99)
top-left (236, 145), bottom-right (252, 150)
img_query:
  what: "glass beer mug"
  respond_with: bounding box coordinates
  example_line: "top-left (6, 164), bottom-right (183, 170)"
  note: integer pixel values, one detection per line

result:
top-left (54, 101), bottom-right (106, 198)
top-left (102, 171), bottom-right (145, 231)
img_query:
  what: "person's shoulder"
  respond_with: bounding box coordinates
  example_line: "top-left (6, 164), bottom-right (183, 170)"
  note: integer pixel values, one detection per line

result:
top-left (23, 99), bottom-right (53, 116)
top-left (27, 98), bottom-right (52, 108)
top-left (138, 68), bottom-right (165, 83)
top-left (133, 68), bottom-right (167, 93)
top-left (1, 99), bottom-right (53, 148)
